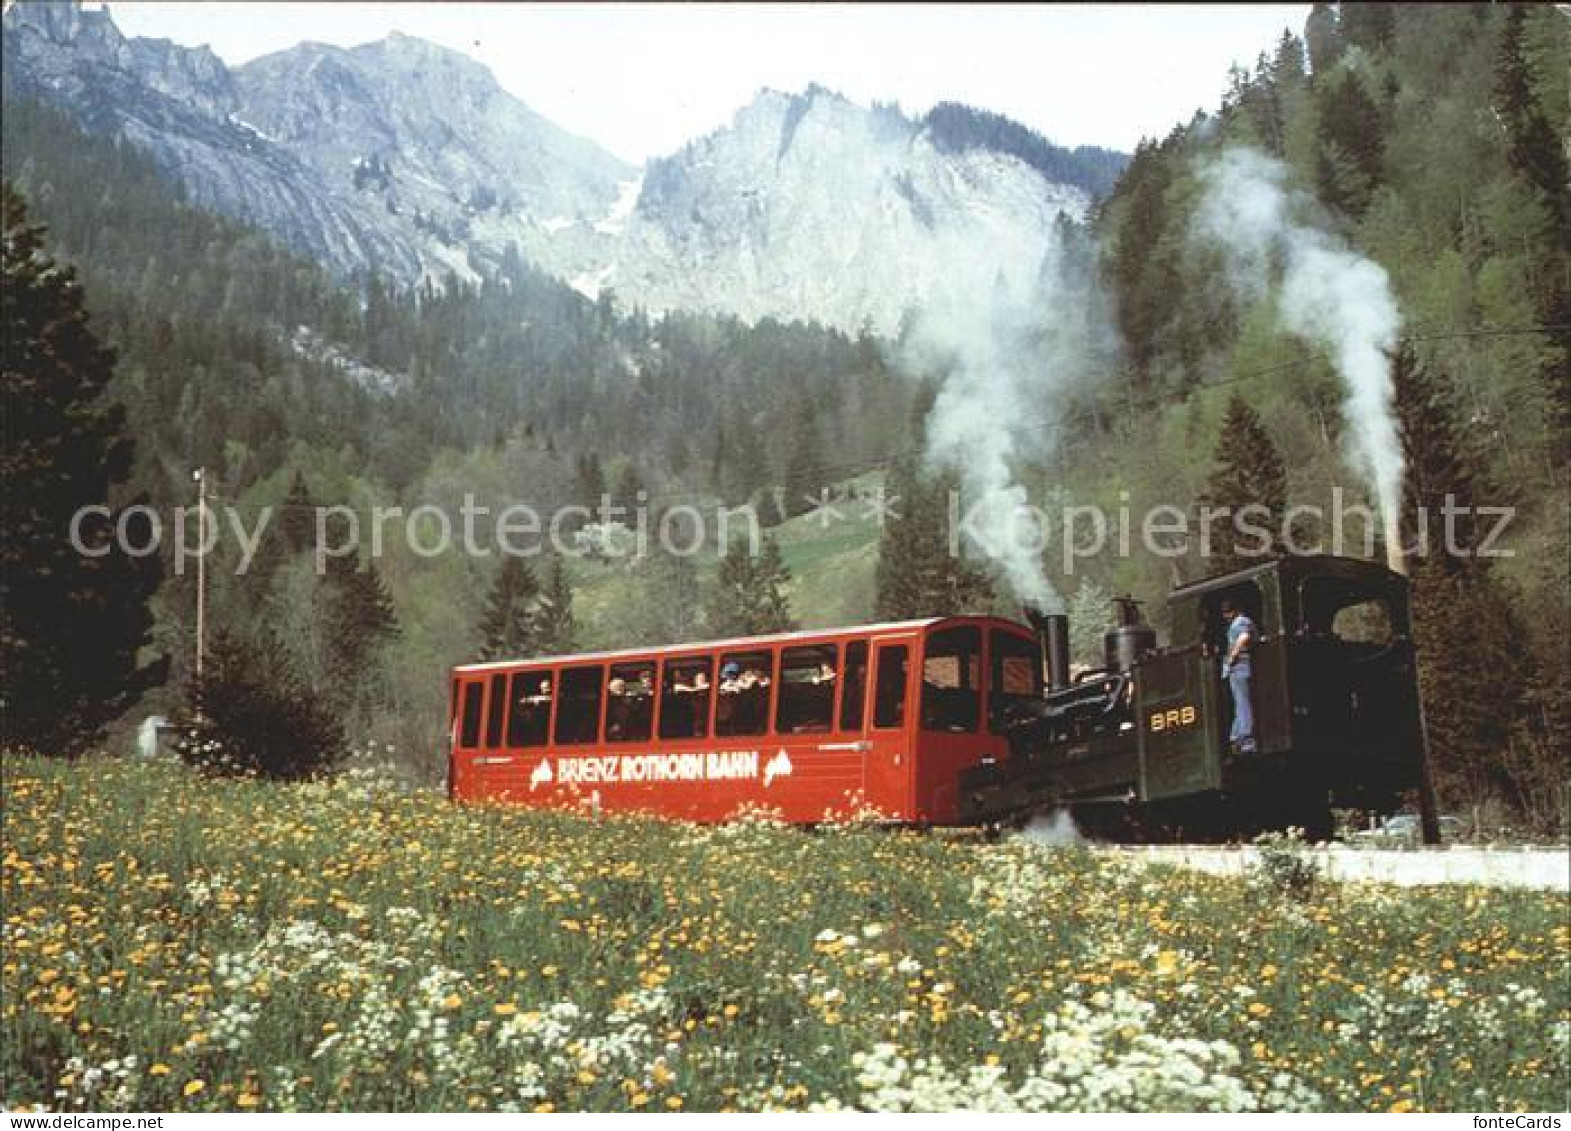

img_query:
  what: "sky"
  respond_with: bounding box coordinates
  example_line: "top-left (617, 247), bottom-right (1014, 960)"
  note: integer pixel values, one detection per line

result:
top-left (107, 2), bottom-right (1309, 165)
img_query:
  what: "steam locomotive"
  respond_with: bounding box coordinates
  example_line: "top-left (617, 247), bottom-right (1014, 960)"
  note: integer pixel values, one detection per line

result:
top-left (962, 553), bottom-right (1440, 842)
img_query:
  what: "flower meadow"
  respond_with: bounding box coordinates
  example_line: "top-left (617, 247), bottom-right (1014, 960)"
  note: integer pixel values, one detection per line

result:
top-left (3, 756), bottom-right (1566, 1112)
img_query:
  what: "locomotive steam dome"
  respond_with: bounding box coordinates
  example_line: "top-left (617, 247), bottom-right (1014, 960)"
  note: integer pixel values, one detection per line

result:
top-left (1104, 596), bottom-right (1156, 673)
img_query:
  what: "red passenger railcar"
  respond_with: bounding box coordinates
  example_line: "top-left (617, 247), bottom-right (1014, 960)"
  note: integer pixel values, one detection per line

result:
top-left (447, 616), bottom-right (1041, 824)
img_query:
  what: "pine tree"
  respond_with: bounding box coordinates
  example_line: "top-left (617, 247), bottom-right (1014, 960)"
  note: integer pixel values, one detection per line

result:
top-left (1304, 2), bottom-right (1342, 76)
top-left (1316, 69), bottom-right (1385, 215)
top-left (1494, 5), bottom-right (1571, 233)
top-left (185, 630), bottom-right (343, 780)
top-left (628, 544), bottom-right (703, 647)
top-left (246, 466), bottom-right (313, 582)
top-left (724, 410), bottom-right (769, 509)
top-left (323, 553), bottom-right (401, 716)
top-left (1338, 2), bottom-right (1395, 54)
top-left (575, 451), bottom-right (606, 506)
top-left (708, 535), bottom-right (797, 636)
top-left (1393, 345), bottom-right (1536, 808)
top-left (1105, 141), bottom-right (1179, 390)
top-left (875, 462), bottom-right (994, 619)
top-left (1197, 394), bottom-right (1296, 574)
top-left (278, 469), bottom-right (315, 552)
top-left (1, 183), bottom-right (164, 753)
top-left (534, 555), bottom-right (577, 657)
top-left (478, 555), bottom-right (540, 661)
top-left (1391, 346), bottom-right (1491, 571)
top-left (780, 394), bottom-right (827, 521)
top-left (611, 461), bottom-right (645, 515)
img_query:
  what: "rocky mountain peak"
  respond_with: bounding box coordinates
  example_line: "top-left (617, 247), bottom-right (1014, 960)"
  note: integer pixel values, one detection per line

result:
top-left (3, 6), bottom-right (1125, 332)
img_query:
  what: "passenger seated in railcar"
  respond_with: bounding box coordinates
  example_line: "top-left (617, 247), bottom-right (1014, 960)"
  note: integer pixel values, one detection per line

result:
top-left (606, 662), bottom-right (656, 742)
top-left (777, 646), bottom-right (837, 733)
top-left (717, 656), bottom-right (772, 736)
top-left (660, 661), bottom-right (713, 739)
top-left (507, 671), bottom-right (553, 747)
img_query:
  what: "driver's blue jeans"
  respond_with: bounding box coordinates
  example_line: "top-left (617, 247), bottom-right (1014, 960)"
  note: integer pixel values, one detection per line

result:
top-left (1229, 665), bottom-right (1256, 752)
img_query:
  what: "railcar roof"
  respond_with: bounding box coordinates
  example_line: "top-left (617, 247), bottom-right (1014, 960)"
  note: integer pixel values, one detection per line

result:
top-left (453, 615), bottom-right (1029, 673)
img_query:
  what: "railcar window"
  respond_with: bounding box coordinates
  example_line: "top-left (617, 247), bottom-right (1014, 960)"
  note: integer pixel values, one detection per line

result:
top-left (507, 672), bottom-right (553, 747)
top-left (659, 658), bottom-right (713, 740)
top-left (485, 673), bottom-right (507, 747)
top-left (554, 666), bottom-right (604, 745)
top-left (873, 645), bottom-right (909, 729)
top-left (459, 682), bottom-right (484, 748)
top-left (606, 662), bottom-right (656, 743)
top-left (717, 650), bottom-right (773, 737)
top-left (990, 630), bottom-right (1042, 733)
top-left (922, 626), bottom-right (981, 732)
top-left (777, 645), bottom-right (838, 734)
top-left (839, 640), bottom-right (869, 731)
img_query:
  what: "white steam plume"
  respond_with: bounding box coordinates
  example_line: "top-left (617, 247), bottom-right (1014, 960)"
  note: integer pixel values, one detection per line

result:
top-left (1195, 148), bottom-right (1406, 570)
top-left (1020, 808), bottom-right (1085, 848)
top-left (908, 220), bottom-right (1113, 613)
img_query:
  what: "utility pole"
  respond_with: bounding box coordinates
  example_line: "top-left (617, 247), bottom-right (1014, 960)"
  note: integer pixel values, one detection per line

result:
top-left (194, 466), bottom-right (207, 690)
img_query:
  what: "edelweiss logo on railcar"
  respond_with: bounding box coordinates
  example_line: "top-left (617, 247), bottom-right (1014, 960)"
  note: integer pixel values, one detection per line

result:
top-left (529, 749), bottom-right (789, 791)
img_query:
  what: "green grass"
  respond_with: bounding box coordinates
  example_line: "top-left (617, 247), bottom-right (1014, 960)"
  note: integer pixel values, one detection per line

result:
top-left (4, 755), bottom-right (1567, 1112)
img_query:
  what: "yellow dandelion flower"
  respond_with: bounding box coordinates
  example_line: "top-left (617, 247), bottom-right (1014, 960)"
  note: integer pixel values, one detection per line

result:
top-left (183, 1080), bottom-right (206, 1097)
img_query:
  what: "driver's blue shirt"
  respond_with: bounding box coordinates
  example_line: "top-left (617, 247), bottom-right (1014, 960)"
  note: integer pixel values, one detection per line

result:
top-left (1226, 613), bottom-right (1255, 672)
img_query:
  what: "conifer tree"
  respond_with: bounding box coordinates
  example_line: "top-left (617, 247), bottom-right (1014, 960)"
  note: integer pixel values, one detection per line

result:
top-left (575, 451), bottom-right (606, 506)
top-left (281, 469), bottom-right (316, 551)
top-left (708, 535), bottom-right (796, 636)
top-left (478, 555), bottom-right (540, 661)
top-left (875, 462), bottom-right (994, 619)
top-left (1198, 394), bottom-right (1296, 574)
top-left (1316, 70), bottom-right (1385, 215)
top-left (611, 462), bottom-right (645, 516)
top-left (724, 410), bottom-right (769, 510)
top-left (780, 394), bottom-right (826, 520)
top-left (1, 183), bottom-right (164, 753)
top-left (534, 555), bottom-right (577, 657)
top-left (628, 543), bottom-right (703, 647)
top-left (1303, 2), bottom-right (1342, 76)
top-left (323, 552), bottom-right (401, 715)
top-left (1494, 5), bottom-right (1570, 232)
top-left (247, 467), bottom-right (313, 582)
top-left (186, 630), bottom-right (343, 780)
top-left (1393, 345), bottom-right (1535, 807)
top-left (1338, 2), bottom-right (1395, 54)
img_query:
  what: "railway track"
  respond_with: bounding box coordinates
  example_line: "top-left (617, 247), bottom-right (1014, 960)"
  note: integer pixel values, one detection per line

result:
top-left (1099, 843), bottom-right (1570, 891)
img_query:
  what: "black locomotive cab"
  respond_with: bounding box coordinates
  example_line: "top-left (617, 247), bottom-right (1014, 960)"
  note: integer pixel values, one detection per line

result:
top-left (962, 554), bottom-right (1438, 842)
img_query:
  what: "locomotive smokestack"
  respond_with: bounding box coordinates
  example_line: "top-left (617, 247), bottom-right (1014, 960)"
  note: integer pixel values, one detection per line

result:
top-left (1024, 605), bottom-right (1071, 691)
